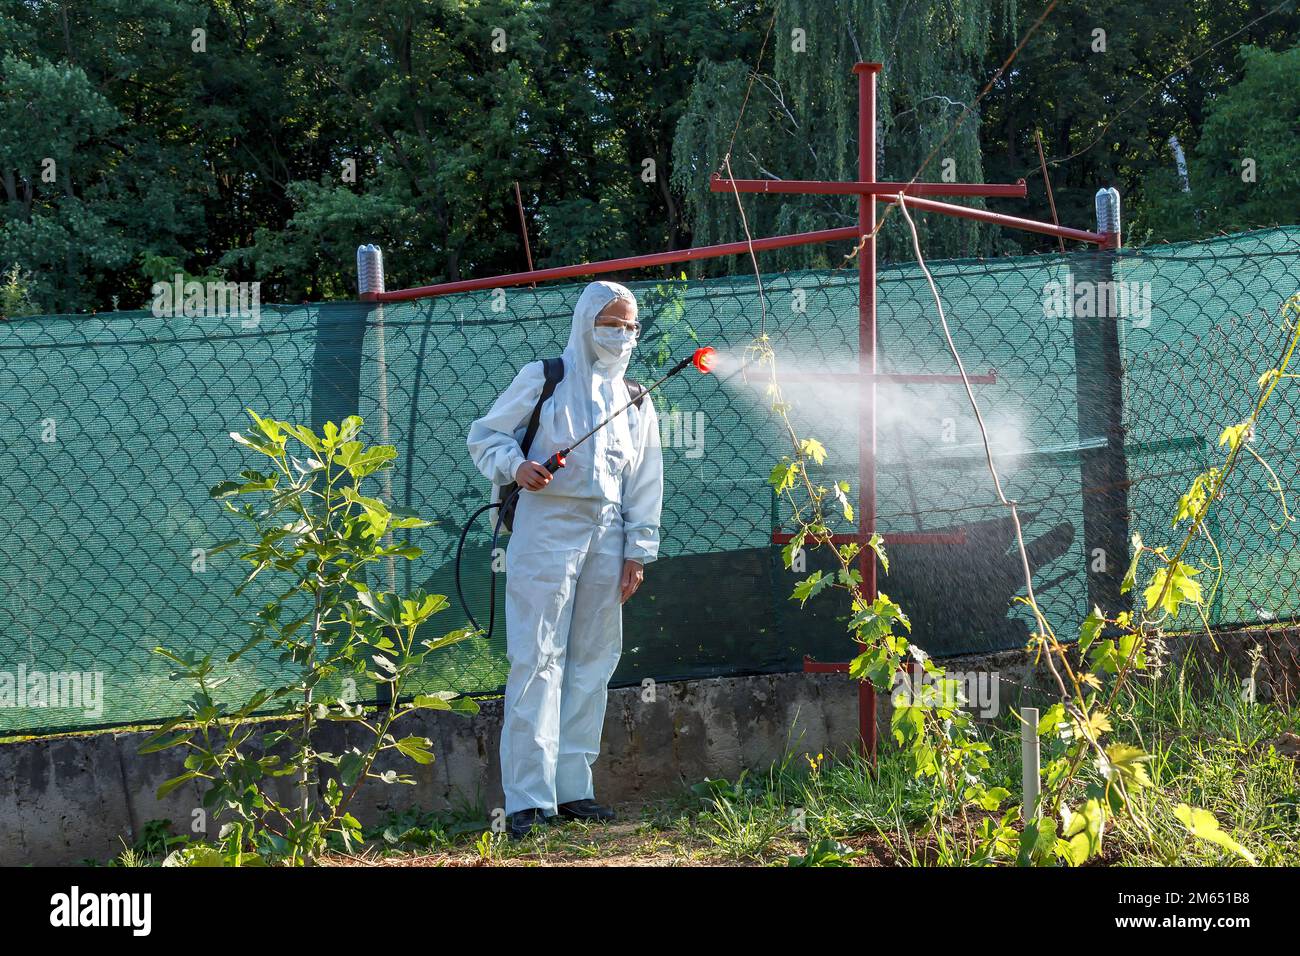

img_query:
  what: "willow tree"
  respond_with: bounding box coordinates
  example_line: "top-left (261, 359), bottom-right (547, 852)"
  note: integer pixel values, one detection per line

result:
top-left (672, 0), bottom-right (1016, 272)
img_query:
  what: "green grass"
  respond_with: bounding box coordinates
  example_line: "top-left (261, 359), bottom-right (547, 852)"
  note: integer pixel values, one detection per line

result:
top-left (443, 655), bottom-right (1297, 867)
top-left (1101, 663), bottom-right (1300, 865)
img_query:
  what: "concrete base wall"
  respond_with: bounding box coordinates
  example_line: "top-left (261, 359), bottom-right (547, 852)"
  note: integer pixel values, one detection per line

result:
top-left (2, 626), bottom-right (1295, 866)
top-left (0, 671), bottom-right (863, 866)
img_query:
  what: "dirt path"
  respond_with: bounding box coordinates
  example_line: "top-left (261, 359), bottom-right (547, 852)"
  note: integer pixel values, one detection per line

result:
top-left (322, 819), bottom-right (734, 867)
top-left (319, 799), bottom-right (899, 867)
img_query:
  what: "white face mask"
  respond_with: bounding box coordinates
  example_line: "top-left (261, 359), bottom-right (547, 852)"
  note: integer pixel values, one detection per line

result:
top-left (591, 325), bottom-right (637, 364)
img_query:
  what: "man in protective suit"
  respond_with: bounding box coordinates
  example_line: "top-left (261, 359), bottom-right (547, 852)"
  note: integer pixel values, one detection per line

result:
top-left (467, 280), bottom-right (664, 840)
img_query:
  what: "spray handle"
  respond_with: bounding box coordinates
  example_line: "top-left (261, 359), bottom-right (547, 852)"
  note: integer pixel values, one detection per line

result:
top-left (542, 449), bottom-right (569, 474)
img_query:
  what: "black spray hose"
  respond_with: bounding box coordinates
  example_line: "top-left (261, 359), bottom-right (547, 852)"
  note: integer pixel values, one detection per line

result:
top-left (453, 458), bottom-right (562, 639)
top-left (453, 496), bottom-right (507, 638)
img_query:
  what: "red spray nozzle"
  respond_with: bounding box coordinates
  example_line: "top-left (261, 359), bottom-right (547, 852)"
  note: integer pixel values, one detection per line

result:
top-left (564, 347), bottom-right (713, 458)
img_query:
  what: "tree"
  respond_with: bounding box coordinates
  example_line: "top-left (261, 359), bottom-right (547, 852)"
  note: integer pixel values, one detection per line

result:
top-left (672, 0), bottom-right (1013, 273)
top-left (0, 51), bottom-right (126, 311)
top-left (980, 0), bottom-right (1300, 251)
top-left (4, 0), bottom-right (1299, 311)
top-left (1132, 43), bottom-right (1300, 242)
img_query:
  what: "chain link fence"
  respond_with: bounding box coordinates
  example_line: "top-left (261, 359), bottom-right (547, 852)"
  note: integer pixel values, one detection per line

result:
top-left (2, 227), bottom-right (1298, 735)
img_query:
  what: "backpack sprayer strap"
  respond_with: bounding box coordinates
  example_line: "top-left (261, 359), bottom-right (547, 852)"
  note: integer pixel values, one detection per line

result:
top-left (497, 357), bottom-right (565, 532)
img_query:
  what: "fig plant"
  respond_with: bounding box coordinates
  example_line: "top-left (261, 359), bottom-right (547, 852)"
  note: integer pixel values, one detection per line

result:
top-left (143, 411), bottom-right (478, 865)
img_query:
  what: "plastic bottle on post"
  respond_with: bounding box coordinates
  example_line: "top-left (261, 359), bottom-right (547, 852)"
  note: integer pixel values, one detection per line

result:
top-left (1094, 188), bottom-right (1121, 247)
top-left (357, 244), bottom-right (385, 296)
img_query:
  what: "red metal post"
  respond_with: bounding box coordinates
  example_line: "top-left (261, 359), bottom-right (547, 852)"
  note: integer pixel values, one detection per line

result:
top-left (857, 61), bottom-right (882, 763)
top-left (371, 191), bottom-right (1108, 305)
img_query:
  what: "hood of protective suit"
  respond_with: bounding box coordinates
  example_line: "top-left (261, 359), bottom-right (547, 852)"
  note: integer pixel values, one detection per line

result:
top-left (563, 280), bottom-right (639, 381)
top-left (500, 280), bottom-right (639, 500)
top-left (466, 278), bottom-right (658, 515)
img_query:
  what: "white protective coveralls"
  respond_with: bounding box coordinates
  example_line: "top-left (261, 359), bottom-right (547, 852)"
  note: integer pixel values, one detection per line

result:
top-left (466, 280), bottom-right (664, 816)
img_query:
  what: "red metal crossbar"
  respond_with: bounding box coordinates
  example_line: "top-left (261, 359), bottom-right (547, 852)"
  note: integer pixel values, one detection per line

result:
top-left (710, 174), bottom-right (1029, 198)
top-left (362, 225), bottom-right (860, 302)
top-left (772, 530), bottom-right (969, 547)
top-left (876, 193), bottom-right (1115, 248)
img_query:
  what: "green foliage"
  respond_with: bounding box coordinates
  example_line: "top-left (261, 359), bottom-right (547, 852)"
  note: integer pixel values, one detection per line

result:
top-left (1173, 803), bottom-right (1256, 864)
top-left (5, 2), bottom-right (1299, 309)
top-left (146, 411), bottom-right (479, 865)
top-left (0, 0), bottom-right (746, 309)
top-left (1143, 561), bottom-right (1203, 618)
top-left (787, 838), bottom-right (862, 867)
top-left (847, 594), bottom-right (910, 687)
top-left (365, 805), bottom-right (491, 852)
top-left (1174, 468), bottom-right (1220, 527)
top-left (0, 262), bottom-right (37, 318)
top-left (162, 824), bottom-right (267, 868)
top-left (0, 49), bottom-right (126, 311)
top-left (674, 0), bottom-right (1004, 266)
top-left (690, 770), bottom-right (765, 806)
top-left (138, 253), bottom-right (227, 290)
top-left (99, 818), bottom-right (192, 867)
top-left (1136, 43), bottom-right (1300, 242)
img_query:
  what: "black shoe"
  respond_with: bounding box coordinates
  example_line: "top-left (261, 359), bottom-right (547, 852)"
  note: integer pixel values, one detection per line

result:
top-left (557, 799), bottom-right (616, 822)
top-left (508, 808), bottom-right (550, 841)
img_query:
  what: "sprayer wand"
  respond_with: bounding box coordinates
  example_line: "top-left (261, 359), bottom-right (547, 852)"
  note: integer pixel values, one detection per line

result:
top-left (540, 346), bottom-right (717, 474)
top-left (455, 345), bottom-right (717, 638)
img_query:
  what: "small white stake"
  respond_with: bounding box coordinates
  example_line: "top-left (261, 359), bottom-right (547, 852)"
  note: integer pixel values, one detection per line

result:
top-left (1021, 706), bottom-right (1040, 822)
